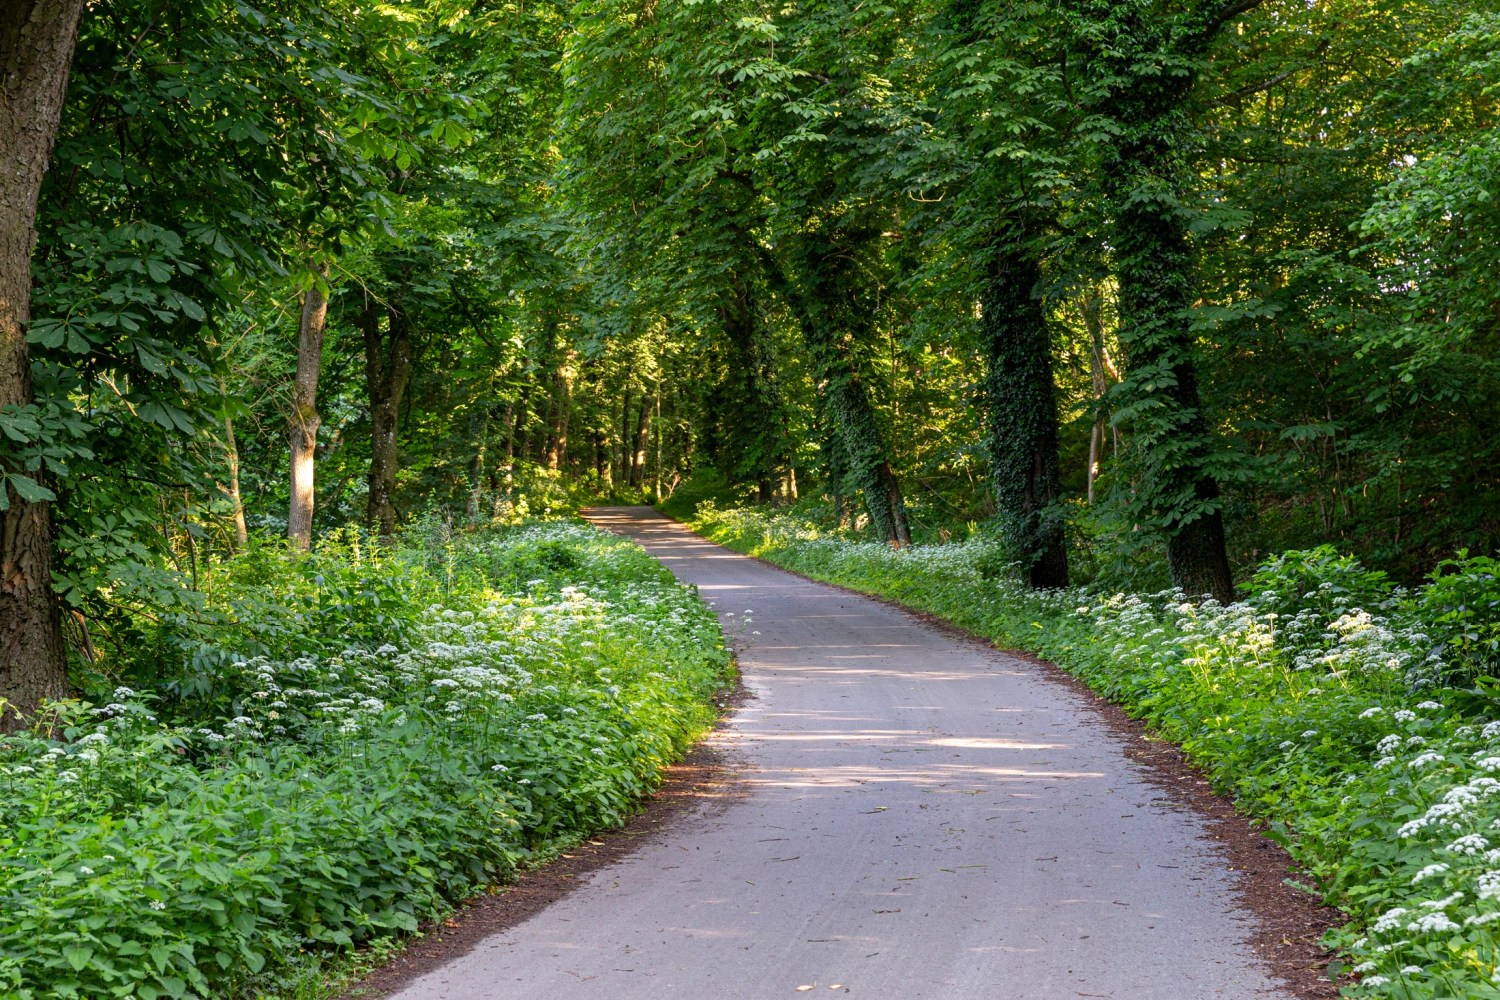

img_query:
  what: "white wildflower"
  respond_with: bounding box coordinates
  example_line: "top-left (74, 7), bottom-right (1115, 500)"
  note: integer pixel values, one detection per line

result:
top-left (1446, 835), bottom-right (1489, 855)
top-left (1411, 863), bottom-right (1448, 884)
top-left (1406, 912), bottom-right (1459, 933)
top-left (1361, 707), bottom-right (1384, 719)
top-left (1416, 701), bottom-right (1441, 711)
top-left (1394, 710), bottom-right (1417, 723)
top-left (1372, 908), bottom-right (1408, 933)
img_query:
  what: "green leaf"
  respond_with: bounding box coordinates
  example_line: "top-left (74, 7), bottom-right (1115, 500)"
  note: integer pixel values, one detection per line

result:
top-left (63, 946), bottom-right (93, 972)
top-left (7, 474), bottom-right (57, 504)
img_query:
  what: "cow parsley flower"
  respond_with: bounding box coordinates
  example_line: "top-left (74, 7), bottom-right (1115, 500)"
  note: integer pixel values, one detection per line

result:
top-left (1416, 701), bottom-right (1442, 711)
top-left (1446, 834), bottom-right (1489, 855)
top-left (1360, 707), bottom-right (1384, 719)
top-left (1406, 912), bottom-right (1459, 934)
top-left (1394, 709), bottom-right (1417, 723)
top-left (1411, 863), bottom-right (1448, 884)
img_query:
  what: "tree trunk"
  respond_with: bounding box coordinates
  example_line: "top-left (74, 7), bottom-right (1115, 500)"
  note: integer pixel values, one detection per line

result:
top-left (981, 246), bottom-right (1068, 588)
top-left (553, 374), bottom-right (571, 471)
top-left (776, 235), bottom-right (909, 546)
top-left (364, 301), bottom-right (412, 539)
top-left (503, 401), bottom-right (515, 493)
top-left (0, 0), bottom-right (88, 726)
top-left (631, 391), bottom-right (652, 486)
top-left (287, 263), bottom-right (330, 549)
top-left (1082, 289), bottom-right (1111, 506)
top-left (653, 393), bottom-right (662, 499)
top-left (618, 386), bottom-right (633, 485)
top-left (717, 268), bottom-right (790, 490)
top-left (1091, 0), bottom-right (1238, 604)
top-left (224, 410), bottom-right (248, 549)
top-left (465, 402), bottom-right (489, 519)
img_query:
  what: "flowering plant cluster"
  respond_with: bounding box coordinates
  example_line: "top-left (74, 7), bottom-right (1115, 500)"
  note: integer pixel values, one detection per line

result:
top-left (0, 522), bottom-right (729, 1000)
top-left (693, 501), bottom-right (1500, 998)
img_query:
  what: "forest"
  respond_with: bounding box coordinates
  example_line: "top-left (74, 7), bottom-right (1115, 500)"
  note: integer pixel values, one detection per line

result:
top-left (1, 0), bottom-right (1498, 996)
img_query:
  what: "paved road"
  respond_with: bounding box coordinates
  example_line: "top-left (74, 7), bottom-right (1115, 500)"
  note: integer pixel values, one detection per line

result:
top-left (391, 507), bottom-right (1286, 999)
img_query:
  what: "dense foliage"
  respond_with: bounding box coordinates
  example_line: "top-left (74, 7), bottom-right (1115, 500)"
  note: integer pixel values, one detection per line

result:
top-left (0, 0), bottom-right (1495, 994)
top-left (10, 0), bottom-right (1492, 655)
top-left (687, 498), bottom-right (1500, 996)
top-left (0, 521), bottom-right (730, 1000)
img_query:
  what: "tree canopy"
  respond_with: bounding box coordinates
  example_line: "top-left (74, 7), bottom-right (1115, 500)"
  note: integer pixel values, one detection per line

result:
top-left (1, 0), bottom-right (1496, 714)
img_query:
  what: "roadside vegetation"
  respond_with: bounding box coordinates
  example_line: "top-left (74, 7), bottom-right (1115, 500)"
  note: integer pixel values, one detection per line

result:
top-left (0, 514), bottom-right (730, 1000)
top-left (686, 498), bottom-right (1500, 999)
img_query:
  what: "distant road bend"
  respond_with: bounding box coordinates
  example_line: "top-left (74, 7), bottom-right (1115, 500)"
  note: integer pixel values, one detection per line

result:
top-left (390, 506), bottom-right (1288, 999)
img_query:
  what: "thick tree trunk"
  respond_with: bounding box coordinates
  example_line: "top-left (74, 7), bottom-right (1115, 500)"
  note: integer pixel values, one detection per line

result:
top-left (286, 264), bottom-right (329, 549)
top-left (981, 246), bottom-right (1068, 589)
top-left (1109, 149), bottom-right (1235, 602)
top-left (364, 301), bottom-right (411, 539)
top-left (775, 239), bottom-right (908, 546)
top-left (0, 0), bottom-right (89, 727)
top-left (1092, 0), bottom-right (1238, 604)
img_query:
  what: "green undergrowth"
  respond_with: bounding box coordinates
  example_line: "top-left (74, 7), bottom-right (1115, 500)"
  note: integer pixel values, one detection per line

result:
top-left (0, 521), bottom-right (731, 1000)
top-left (685, 500), bottom-right (1500, 999)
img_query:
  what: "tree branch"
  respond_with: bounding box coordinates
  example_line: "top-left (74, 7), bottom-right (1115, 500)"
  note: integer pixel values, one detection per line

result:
top-left (1200, 0), bottom-right (1266, 41)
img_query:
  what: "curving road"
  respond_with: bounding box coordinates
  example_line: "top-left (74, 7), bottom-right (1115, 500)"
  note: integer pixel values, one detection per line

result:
top-left (390, 507), bottom-right (1287, 999)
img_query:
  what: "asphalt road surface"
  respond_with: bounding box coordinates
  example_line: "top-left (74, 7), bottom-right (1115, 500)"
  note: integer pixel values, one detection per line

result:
top-left (390, 506), bottom-right (1287, 999)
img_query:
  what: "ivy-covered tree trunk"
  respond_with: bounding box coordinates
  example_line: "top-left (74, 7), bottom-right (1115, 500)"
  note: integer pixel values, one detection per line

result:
top-left (1084, 0), bottom-right (1246, 603)
top-left (364, 302), bottom-right (411, 539)
top-left (716, 269), bottom-right (791, 494)
top-left (981, 248), bottom-right (1069, 588)
top-left (286, 264), bottom-right (329, 549)
top-left (778, 238), bottom-right (910, 547)
top-left (0, 0), bottom-right (85, 727)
